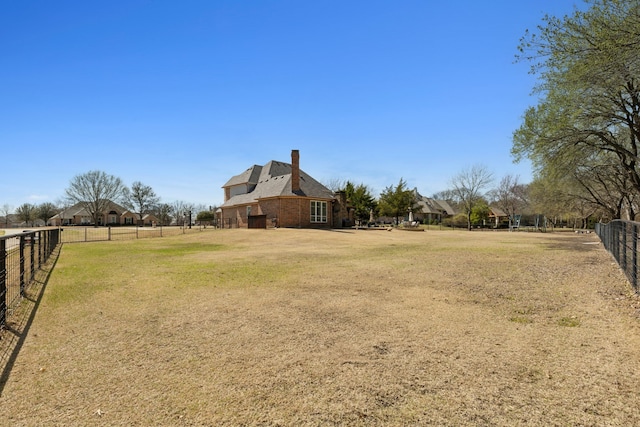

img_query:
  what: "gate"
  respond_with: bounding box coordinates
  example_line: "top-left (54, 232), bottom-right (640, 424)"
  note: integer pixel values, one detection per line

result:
top-left (248, 215), bottom-right (267, 229)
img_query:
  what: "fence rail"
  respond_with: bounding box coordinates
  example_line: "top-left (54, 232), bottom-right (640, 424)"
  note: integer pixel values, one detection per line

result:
top-left (0, 229), bottom-right (60, 330)
top-left (58, 224), bottom-right (209, 243)
top-left (595, 220), bottom-right (640, 291)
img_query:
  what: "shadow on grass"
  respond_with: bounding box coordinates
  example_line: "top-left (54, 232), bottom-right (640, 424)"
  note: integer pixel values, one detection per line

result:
top-left (0, 245), bottom-right (61, 396)
top-left (544, 234), bottom-right (602, 252)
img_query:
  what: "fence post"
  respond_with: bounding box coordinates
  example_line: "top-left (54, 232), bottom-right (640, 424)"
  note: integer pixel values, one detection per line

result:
top-left (20, 236), bottom-right (25, 296)
top-left (51, 228), bottom-right (59, 249)
top-left (622, 222), bottom-right (628, 273)
top-left (634, 224), bottom-right (639, 291)
top-left (38, 230), bottom-right (43, 268)
top-left (614, 223), bottom-right (620, 263)
top-left (0, 239), bottom-right (6, 327)
top-left (30, 234), bottom-right (35, 285)
top-left (41, 230), bottom-right (46, 266)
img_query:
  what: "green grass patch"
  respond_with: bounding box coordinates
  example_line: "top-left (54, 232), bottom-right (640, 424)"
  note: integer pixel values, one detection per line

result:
top-left (557, 316), bottom-right (581, 327)
top-left (47, 236), bottom-right (296, 308)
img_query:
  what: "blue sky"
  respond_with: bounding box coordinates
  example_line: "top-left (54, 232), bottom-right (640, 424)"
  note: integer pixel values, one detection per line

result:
top-left (1, 1), bottom-right (583, 210)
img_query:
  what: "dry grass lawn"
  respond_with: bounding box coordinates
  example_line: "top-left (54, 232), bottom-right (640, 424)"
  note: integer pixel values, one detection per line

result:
top-left (1, 228), bottom-right (640, 426)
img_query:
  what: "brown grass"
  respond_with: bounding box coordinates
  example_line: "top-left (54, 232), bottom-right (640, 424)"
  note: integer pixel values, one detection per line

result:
top-left (1, 228), bottom-right (640, 426)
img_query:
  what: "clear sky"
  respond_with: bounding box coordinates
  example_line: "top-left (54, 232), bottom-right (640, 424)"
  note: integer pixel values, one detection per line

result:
top-left (1, 0), bottom-right (583, 210)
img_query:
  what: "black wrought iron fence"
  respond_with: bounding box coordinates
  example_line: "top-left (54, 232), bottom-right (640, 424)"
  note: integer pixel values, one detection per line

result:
top-left (59, 224), bottom-right (208, 243)
top-left (0, 229), bottom-right (60, 330)
top-left (595, 220), bottom-right (640, 291)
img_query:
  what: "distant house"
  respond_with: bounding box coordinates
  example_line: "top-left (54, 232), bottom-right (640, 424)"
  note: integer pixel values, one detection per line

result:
top-left (220, 150), bottom-right (336, 228)
top-left (0, 214), bottom-right (30, 228)
top-left (121, 211), bottom-right (160, 226)
top-left (49, 201), bottom-right (125, 226)
top-left (488, 207), bottom-right (509, 228)
top-left (49, 201), bottom-right (155, 226)
top-left (141, 213), bottom-right (160, 227)
top-left (413, 189), bottom-right (457, 223)
top-left (121, 210), bottom-right (139, 225)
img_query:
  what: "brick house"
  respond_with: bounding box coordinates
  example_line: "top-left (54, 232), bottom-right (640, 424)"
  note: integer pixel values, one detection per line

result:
top-left (49, 201), bottom-right (157, 226)
top-left (49, 201), bottom-right (127, 226)
top-left (220, 150), bottom-right (337, 228)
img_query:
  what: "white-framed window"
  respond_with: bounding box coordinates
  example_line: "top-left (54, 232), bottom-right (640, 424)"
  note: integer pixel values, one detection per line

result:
top-left (310, 200), bottom-right (327, 223)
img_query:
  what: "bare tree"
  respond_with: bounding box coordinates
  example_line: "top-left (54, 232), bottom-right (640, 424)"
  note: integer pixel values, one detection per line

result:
top-left (323, 178), bottom-right (346, 193)
top-left (16, 203), bottom-right (37, 227)
top-left (65, 170), bottom-right (126, 226)
top-left (123, 181), bottom-right (160, 225)
top-left (1, 204), bottom-right (12, 228)
top-left (37, 202), bottom-right (59, 226)
top-left (489, 175), bottom-right (529, 228)
top-left (154, 203), bottom-right (173, 226)
top-left (171, 200), bottom-right (193, 226)
top-left (449, 165), bottom-right (494, 230)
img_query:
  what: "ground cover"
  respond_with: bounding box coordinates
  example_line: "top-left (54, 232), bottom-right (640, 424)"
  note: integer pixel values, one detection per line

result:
top-left (1, 228), bottom-right (639, 426)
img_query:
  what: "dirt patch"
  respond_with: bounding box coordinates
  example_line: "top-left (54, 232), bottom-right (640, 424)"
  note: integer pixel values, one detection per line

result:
top-left (1, 228), bottom-right (639, 426)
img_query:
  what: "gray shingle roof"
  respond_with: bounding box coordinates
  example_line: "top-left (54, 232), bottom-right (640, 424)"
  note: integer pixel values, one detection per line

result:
top-left (222, 160), bottom-right (333, 207)
top-left (412, 189), bottom-right (457, 216)
top-left (222, 164), bottom-right (262, 187)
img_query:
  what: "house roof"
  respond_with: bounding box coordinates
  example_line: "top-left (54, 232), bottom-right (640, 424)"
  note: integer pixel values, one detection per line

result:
top-left (222, 164), bottom-right (262, 187)
top-left (412, 189), bottom-right (457, 216)
top-left (222, 160), bottom-right (334, 207)
top-left (49, 200), bottom-right (128, 220)
top-left (489, 206), bottom-right (508, 217)
top-left (49, 203), bottom-right (90, 219)
top-left (433, 199), bottom-right (457, 216)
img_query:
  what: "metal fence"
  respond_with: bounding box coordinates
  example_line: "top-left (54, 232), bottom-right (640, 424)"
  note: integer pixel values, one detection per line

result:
top-left (1, 229), bottom-right (60, 330)
top-left (59, 224), bottom-right (209, 243)
top-left (595, 220), bottom-right (640, 291)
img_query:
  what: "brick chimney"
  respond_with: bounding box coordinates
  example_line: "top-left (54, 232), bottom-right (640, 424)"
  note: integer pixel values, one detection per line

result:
top-left (291, 149), bottom-right (300, 193)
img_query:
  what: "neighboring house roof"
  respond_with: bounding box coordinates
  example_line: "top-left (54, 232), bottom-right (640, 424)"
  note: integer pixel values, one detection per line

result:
top-left (434, 200), bottom-right (457, 216)
top-left (416, 197), bottom-right (444, 215)
top-left (489, 207), bottom-right (508, 217)
top-left (49, 200), bottom-right (128, 221)
top-left (49, 203), bottom-right (91, 220)
top-left (413, 189), bottom-right (457, 216)
top-left (222, 159), bottom-right (334, 207)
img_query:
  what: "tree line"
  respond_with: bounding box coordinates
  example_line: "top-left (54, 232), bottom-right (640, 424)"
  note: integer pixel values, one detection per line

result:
top-left (513, 0), bottom-right (640, 223)
top-left (332, 164), bottom-right (537, 231)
